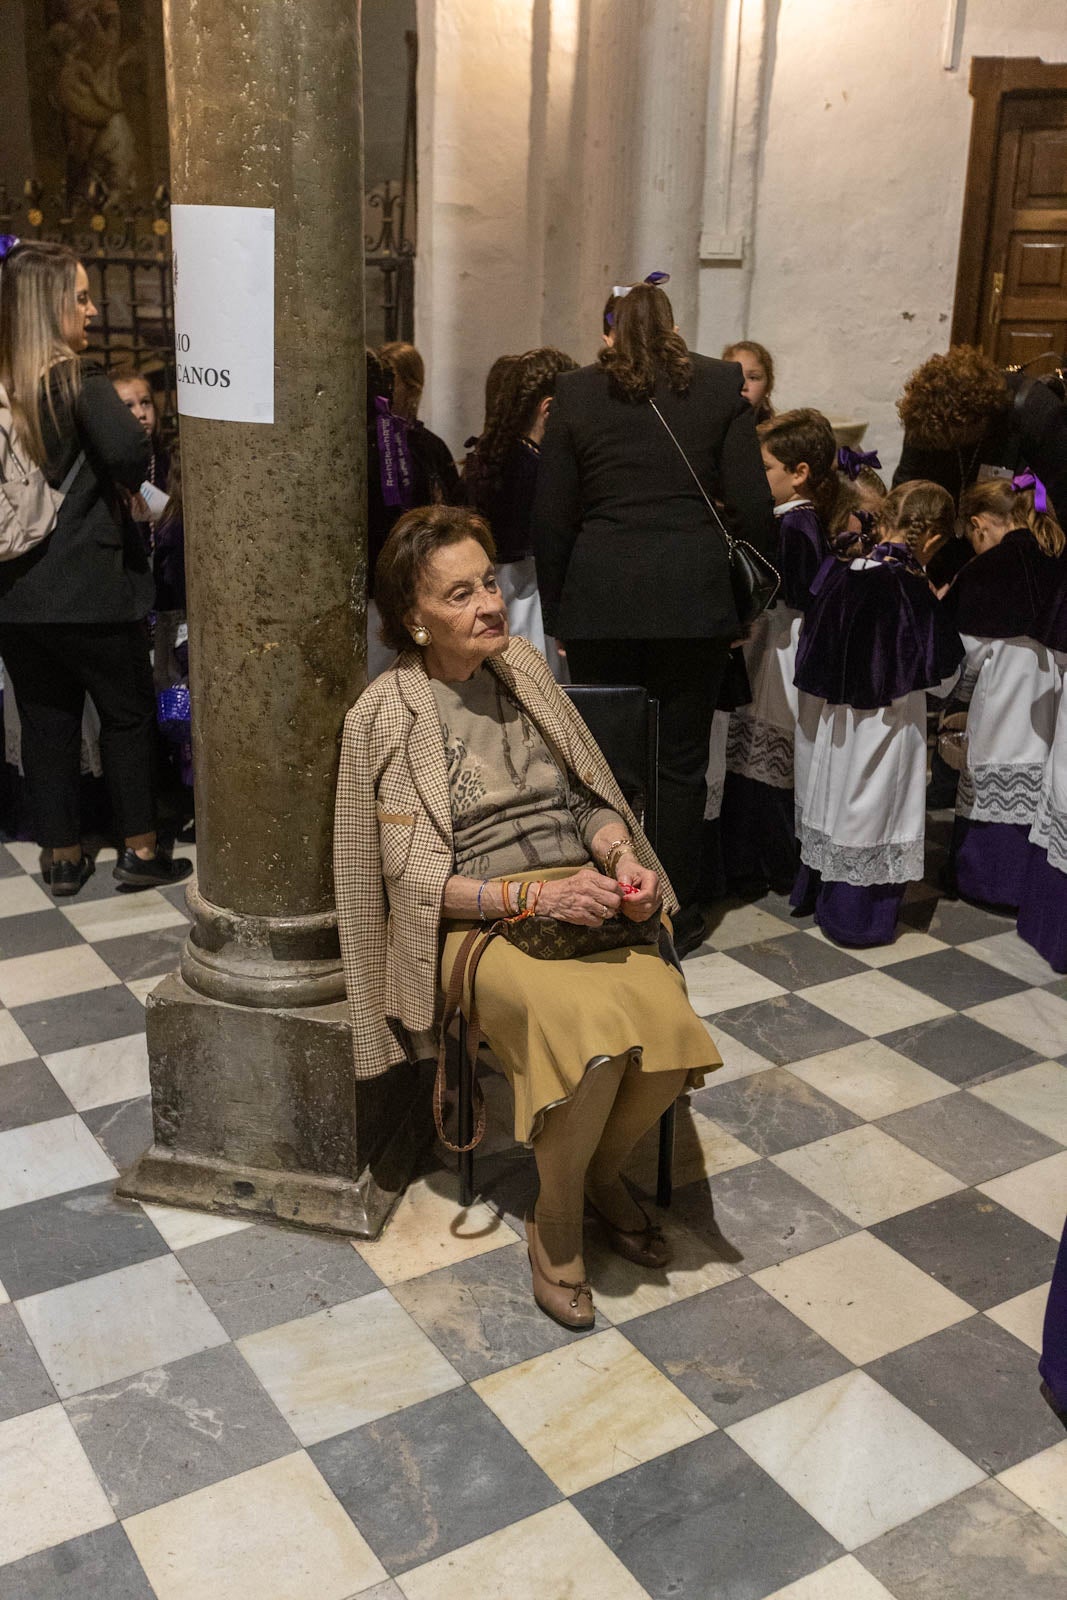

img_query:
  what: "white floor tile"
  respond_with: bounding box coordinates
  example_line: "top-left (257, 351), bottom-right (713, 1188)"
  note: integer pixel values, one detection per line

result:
top-left (753, 1230), bottom-right (973, 1364)
top-left (127, 975), bottom-right (165, 1006)
top-left (728, 1370), bottom-right (985, 1549)
top-left (630, 1106), bottom-right (759, 1189)
top-left (582, 1210), bottom-right (740, 1323)
top-left (805, 925), bottom-right (948, 968)
top-left (0, 944), bottom-right (120, 1009)
top-left (141, 1202), bottom-right (251, 1252)
top-left (703, 902), bottom-right (794, 951)
top-left (772, 1124), bottom-right (964, 1226)
top-left (17, 1253), bottom-right (228, 1399)
top-left (985, 1283), bottom-right (1052, 1354)
top-left (967, 992), bottom-right (1067, 1063)
top-left (998, 1440), bottom-right (1067, 1540)
top-left (961, 931), bottom-right (1063, 988)
top-left (353, 1172), bottom-right (519, 1285)
top-left (397, 1503), bottom-right (650, 1600)
top-left (60, 889), bottom-right (187, 944)
top-left (0, 1007), bottom-right (35, 1066)
top-left (3, 841), bottom-right (45, 875)
top-left (764, 1553), bottom-right (898, 1599)
top-left (680, 951), bottom-right (786, 1013)
top-left (969, 1060), bottom-right (1067, 1144)
top-left (789, 1038), bottom-right (955, 1120)
top-left (800, 971), bottom-right (950, 1035)
top-left (472, 1327), bottom-right (714, 1495)
top-left (43, 1032), bottom-right (150, 1112)
top-left (978, 1151), bottom-right (1067, 1238)
top-left (0, 875), bottom-right (54, 919)
top-left (0, 1114), bottom-right (116, 1210)
top-left (237, 1289), bottom-right (463, 1446)
top-left (0, 1403), bottom-right (115, 1565)
top-left (124, 1451), bottom-right (386, 1600)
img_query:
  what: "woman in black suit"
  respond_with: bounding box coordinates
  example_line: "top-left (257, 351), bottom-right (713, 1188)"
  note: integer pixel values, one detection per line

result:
top-left (533, 281), bottom-right (774, 954)
top-left (0, 242), bottom-right (192, 896)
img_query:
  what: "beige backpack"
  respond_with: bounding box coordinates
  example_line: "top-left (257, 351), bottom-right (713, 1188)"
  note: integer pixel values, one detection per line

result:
top-left (0, 383), bottom-right (85, 560)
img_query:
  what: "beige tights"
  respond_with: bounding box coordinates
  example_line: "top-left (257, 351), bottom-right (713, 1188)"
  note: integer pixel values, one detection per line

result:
top-left (533, 1051), bottom-right (688, 1282)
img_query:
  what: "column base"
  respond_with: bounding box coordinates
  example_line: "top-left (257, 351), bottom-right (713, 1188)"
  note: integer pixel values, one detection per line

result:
top-left (116, 973), bottom-right (432, 1240)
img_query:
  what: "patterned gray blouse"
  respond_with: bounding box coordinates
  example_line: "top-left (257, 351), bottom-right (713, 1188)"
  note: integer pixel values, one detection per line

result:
top-left (429, 667), bottom-right (623, 878)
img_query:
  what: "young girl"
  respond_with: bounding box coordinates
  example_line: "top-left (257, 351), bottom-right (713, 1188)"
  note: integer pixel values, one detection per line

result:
top-left (1019, 551), bottom-right (1067, 971)
top-left (719, 408), bottom-right (837, 894)
top-left (722, 339), bottom-right (775, 423)
top-left (831, 446), bottom-right (886, 547)
top-left (791, 481), bottom-right (964, 946)
top-left (943, 479), bottom-right (1064, 908)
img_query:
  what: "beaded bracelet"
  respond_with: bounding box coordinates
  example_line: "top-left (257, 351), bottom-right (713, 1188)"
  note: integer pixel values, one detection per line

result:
top-left (603, 836), bottom-right (634, 878)
top-left (528, 879), bottom-right (546, 914)
top-left (517, 881), bottom-right (529, 915)
top-left (476, 878), bottom-right (491, 921)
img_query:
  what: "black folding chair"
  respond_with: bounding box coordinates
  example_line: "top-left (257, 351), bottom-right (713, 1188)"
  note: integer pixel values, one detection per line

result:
top-left (456, 685), bottom-right (677, 1209)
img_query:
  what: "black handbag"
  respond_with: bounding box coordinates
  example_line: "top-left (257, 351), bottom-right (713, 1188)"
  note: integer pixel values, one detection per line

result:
top-left (650, 399), bottom-right (780, 627)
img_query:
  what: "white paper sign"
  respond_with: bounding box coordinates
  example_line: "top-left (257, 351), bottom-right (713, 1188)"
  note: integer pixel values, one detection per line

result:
top-left (171, 204), bottom-right (274, 424)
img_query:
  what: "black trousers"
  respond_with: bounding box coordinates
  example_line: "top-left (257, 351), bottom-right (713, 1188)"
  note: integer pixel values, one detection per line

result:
top-left (565, 637), bottom-right (730, 909)
top-left (0, 622), bottom-right (157, 848)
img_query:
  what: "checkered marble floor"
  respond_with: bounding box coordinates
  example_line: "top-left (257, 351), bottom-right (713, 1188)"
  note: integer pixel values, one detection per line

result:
top-left (2, 822), bottom-right (1067, 1599)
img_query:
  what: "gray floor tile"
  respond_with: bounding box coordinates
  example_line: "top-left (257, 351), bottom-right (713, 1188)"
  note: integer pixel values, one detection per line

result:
top-left (861, 1479), bottom-right (1067, 1599)
top-left (752, 889), bottom-right (814, 928)
top-left (0, 1058), bottom-right (73, 1133)
top-left (0, 845), bottom-right (29, 877)
top-left (866, 1317), bottom-right (1066, 1474)
top-left (0, 1524), bottom-right (154, 1600)
top-left (0, 1182), bottom-right (168, 1300)
top-left (66, 1342), bottom-right (298, 1518)
top-left (177, 1221), bottom-right (382, 1338)
top-left (157, 881), bottom-right (194, 916)
top-left (708, 993), bottom-right (864, 1066)
top-left (870, 1188), bottom-right (1059, 1310)
top-left (0, 911), bottom-right (87, 960)
top-left (879, 1093), bottom-right (1062, 1185)
top-left (574, 1431), bottom-right (842, 1600)
top-left (392, 1241), bottom-right (602, 1382)
top-left (310, 1385), bottom-right (559, 1574)
top-left (0, 1301), bottom-right (57, 1422)
top-left (90, 926), bottom-right (185, 982)
top-left (902, 897), bottom-right (1018, 945)
top-left (625, 1277), bottom-right (852, 1427)
top-left (887, 948), bottom-right (1030, 1010)
top-left (11, 986), bottom-right (149, 1056)
top-left (879, 1013), bottom-right (1039, 1085)
top-left (672, 1159), bottom-right (858, 1275)
top-left (81, 1097), bottom-right (154, 1170)
top-left (726, 932), bottom-right (866, 991)
top-left (691, 1066), bottom-right (862, 1157)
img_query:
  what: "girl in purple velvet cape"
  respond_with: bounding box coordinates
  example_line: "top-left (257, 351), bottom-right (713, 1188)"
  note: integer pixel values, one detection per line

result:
top-left (719, 410), bottom-right (838, 895)
top-left (942, 479), bottom-right (1065, 909)
top-left (791, 481), bottom-right (963, 948)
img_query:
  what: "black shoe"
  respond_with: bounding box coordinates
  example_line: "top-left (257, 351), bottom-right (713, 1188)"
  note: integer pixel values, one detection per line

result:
top-left (49, 855), bottom-right (95, 898)
top-left (672, 903), bottom-right (708, 960)
top-left (113, 849), bottom-right (193, 890)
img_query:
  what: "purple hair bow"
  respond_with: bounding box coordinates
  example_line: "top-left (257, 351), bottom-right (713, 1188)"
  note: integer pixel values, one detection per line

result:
top-left (1012, 472), bottom-right (1048, 513)
top-left (837, 445), bottom-right (882, 480)
top-left (0, 235), bottom-right (20, 262)
top-left (606, 270), bottom-right (671, 326)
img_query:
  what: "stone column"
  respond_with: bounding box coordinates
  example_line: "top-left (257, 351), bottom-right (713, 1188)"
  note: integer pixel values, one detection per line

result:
top-left (119, 0), bottom-right (427, 1237)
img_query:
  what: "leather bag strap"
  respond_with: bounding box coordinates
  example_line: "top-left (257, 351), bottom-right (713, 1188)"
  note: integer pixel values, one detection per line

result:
top-left (649, 398), bottom-right (737, 554)
top-left (433, 924), bottom-right (496, 1153)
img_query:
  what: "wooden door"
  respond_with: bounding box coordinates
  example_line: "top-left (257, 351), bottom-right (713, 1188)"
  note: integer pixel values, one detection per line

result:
top-left (986, 97), bottom-right (1067, 366)
top-left (953, 59), bottom-right (1067, 370)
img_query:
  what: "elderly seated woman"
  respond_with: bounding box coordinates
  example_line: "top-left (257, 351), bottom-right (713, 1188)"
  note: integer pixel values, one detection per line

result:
top-left (334, 505), bottom-right (721, 1328)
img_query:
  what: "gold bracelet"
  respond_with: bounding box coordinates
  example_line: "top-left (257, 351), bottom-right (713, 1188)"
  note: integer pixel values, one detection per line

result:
top-left (603, 836), bottom-right (633, 877)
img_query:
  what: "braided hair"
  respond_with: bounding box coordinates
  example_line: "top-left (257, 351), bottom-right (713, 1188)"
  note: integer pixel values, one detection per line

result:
top-left (757, 408), bottom-right (844, 529)
top-left (475, 346), bottom-right (578, 476)
top-left (876, 480), bottom-right (956, 564)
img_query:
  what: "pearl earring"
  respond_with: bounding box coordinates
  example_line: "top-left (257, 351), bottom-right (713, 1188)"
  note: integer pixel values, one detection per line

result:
top-left (412, 624), bottom-right (431, 647)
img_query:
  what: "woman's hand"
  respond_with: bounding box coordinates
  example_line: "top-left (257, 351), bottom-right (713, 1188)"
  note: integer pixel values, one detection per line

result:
top-left (614, 855), bottom-right (662, 921)
top-left (539, 868), bottom-right (623, 926)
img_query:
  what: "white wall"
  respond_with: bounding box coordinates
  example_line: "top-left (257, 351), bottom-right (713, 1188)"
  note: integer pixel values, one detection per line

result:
top-left (415, 0), bottom-right (1065, 472)
top-left (715, 0), bottom-right (1067, 475)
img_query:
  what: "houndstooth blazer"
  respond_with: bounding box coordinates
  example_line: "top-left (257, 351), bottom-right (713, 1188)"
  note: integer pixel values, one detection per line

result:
top-left (333, 634), bottom-right (675, 1080)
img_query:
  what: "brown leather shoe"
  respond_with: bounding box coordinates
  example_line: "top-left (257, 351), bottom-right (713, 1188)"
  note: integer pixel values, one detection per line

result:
top-left (526, 1215), bottom-right (594, 1330)
top-left (585, 1194), bottom-right (673, 1269)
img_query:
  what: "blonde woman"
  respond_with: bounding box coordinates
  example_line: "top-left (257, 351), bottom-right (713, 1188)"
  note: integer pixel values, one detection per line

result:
top-left (0, 241), bottom-right (191, 895)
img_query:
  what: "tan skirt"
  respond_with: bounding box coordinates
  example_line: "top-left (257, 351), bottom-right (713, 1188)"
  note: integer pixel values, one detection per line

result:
top-left (441, 867), bottom-right (722, 1143)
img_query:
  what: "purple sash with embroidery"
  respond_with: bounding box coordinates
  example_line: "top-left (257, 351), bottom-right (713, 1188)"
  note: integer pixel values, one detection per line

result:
top-left (375, 396), bottom-right (414, 509)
